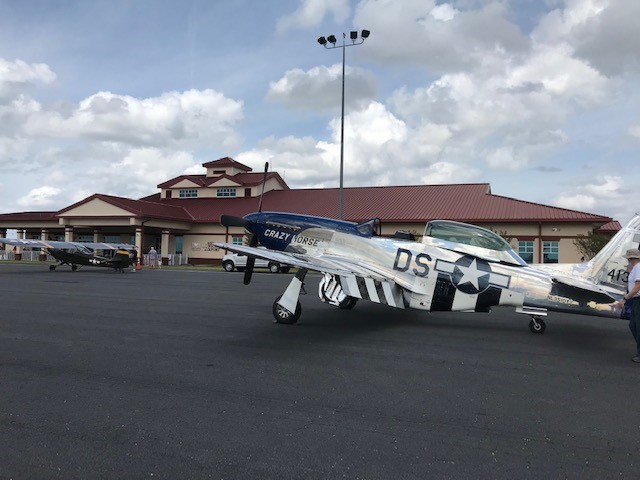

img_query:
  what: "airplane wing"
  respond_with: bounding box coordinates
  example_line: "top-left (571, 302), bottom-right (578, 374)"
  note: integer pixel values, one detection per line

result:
top-left (215, 243), bottom-right (417, 291)
top-left (215, 243), bottom-right (356, 277)
top-left (0, 238), bottom-right (136, 250)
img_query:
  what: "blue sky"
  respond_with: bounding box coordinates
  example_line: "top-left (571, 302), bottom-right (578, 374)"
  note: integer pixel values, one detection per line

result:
top-left (0, 0), bottom-right (639, 225)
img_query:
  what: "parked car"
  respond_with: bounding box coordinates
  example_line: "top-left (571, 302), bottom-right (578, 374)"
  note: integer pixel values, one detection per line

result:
top-left (221, 249), bottom-right (290, 273)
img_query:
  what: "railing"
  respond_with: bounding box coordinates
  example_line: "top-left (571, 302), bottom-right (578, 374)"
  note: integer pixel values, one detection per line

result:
top-left (142, 253), bottom-right (190, 266)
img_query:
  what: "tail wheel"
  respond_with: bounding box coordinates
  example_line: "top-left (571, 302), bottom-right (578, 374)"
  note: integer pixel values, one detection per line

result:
top-left (272, 295), bottom-right (301, 324)
top-left (529, 317), bottom-right (546, 334)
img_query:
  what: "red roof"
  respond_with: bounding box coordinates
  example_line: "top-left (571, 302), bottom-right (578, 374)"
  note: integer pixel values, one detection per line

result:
top-left (149, 183), bottom-right (614, 225)
top-left (57, 194), bottom-right (194, 222)
top-left (201, 157), bottom-right (252, 171)
top-left (0, 184), bottom-right (615, 228)
top-left (157, 172), bottom-right (288, 189)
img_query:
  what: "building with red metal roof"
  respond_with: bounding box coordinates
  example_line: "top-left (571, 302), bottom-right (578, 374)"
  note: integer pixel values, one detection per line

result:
top-left (0, 157), bottom-right (617, 265)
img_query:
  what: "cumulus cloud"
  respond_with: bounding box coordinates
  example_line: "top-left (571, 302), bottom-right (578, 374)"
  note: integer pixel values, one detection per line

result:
top-left (353, 0), bottom-right (528, 72)
top-left (534, 0), bottom-right (640, 75)
top-left (554, 175), bottom-right (633, 221)
top-left (16, 186), bottom-right (61, 208)
top-left (0, 58), bottom-right (56, 101)
top-left (266, 64), bottom-right (377, 112)
top-left (22, 89), bottom-right (244, 150)
top-left (276, 0), bottom-right (350, 34)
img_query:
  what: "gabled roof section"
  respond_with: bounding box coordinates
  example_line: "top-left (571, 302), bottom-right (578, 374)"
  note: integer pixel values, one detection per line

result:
top-left (202, 157), bottom-right (252, 171)
top-left (158, 175), bottom-right (209, 189)
top-left (57, 194), bottom-right (193, 221)
top-left (157, 171), bottom-right (289, 189)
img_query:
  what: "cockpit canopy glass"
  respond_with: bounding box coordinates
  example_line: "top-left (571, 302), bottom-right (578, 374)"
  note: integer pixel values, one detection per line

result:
top-left (424, 220), bottom-right (512, 252)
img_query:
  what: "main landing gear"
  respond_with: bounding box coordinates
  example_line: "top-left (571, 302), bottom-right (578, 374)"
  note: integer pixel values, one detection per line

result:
top-left (272, 269), bottom-right (308, 324)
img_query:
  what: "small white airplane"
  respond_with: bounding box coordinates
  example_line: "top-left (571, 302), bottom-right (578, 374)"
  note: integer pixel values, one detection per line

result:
top-left (216, 204), bottom-right (638, 332)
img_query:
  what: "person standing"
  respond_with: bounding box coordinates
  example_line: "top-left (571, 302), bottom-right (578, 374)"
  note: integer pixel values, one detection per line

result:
top-left (614, 249), bottom-right (640, 362)
top-left (148, 246), bottom-right (158, 269)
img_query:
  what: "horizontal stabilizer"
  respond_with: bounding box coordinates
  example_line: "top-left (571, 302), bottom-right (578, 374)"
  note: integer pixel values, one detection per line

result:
top-left (551, 275), bottom-right (616, 304)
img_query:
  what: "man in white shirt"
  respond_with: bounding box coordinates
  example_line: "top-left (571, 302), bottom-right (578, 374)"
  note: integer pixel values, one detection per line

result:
top-left (614, 248), bottom-right (640, 362)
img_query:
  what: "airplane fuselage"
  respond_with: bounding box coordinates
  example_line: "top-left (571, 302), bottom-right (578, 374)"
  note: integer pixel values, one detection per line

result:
top-left (253, 221), bottom-right (620, 319)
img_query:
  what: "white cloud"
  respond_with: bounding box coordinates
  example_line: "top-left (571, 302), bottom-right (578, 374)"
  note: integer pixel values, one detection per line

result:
top-left (353, 0), bottom-right (528, 72)
top-left (628, 125), bottom-right (640, 140)
top-left (534, 0), bottom-right (640, 75)
top-left (0, 58), bottom-right (56, 101)
top-left (266, 64), bottom-right (376, 112)
top-left (22, 89), bottom-right (244, 150)
top-left (16, 186), bottom-right (61, 208)
top-left (277, 0), bottom-right (350, 34)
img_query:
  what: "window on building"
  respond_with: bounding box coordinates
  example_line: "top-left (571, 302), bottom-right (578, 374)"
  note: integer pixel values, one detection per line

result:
top-left (166, 190), bottom-right (172, 199)
top-left (78, 234), bottom-right (93, 242)
top-left (244, 188), bottom-right (251, 197)
top-left (175, 236), bottom-right (183, 254)
top-left (543, 241), bottom-right (559, 263)
top-left (518, 241), bottom-right (534, 263)
top-left (104, 235), bottom-right (120, 243)
top-left (217, 188), bottom-right (237, 197)
top-left (232, 235), bottom-right (244, 246)
top-left (179, 189), bottom-right (198, 198)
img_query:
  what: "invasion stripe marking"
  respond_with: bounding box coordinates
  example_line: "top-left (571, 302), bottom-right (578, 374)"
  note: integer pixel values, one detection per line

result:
top-left (364, 278), bottom-right (380, 303)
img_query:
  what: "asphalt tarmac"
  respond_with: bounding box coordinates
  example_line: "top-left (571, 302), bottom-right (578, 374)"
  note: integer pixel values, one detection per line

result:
top-left (1, 263), bottom-right (639, 479)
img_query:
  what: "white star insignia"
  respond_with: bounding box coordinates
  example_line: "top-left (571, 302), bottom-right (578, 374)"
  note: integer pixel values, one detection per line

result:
top-left (456, 259), bottom-right (487, 289)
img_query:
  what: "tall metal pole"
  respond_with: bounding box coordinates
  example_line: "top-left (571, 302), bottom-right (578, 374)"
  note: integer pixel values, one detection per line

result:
top-left (339, 35), bottom-right (346, 219)
top-left (317, 30), bottom-right (369, 220)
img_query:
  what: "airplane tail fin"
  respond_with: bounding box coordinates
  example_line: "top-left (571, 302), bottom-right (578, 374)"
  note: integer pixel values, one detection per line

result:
top-left (582, 214), bottom-right (640, 290)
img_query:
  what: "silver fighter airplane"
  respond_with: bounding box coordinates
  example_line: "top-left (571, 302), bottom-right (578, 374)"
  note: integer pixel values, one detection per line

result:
top-left (216, 211), bottom-right (639, 333)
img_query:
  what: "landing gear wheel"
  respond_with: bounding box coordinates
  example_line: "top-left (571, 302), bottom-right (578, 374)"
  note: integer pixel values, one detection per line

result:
top-left (529, 317), bottom-right (546, 334)
top-left (272, 295), bottom-right (301, 324)
top-left (222, 261), bottom-right (234, 272)
top-left (71, 265), bottom-right (78, 272)
top-left (49, 265), bottom-right (56, 271)
top-left (338, 296), bottom-right (358, 310)
top-left (269, 262), bottom-right (280, 273)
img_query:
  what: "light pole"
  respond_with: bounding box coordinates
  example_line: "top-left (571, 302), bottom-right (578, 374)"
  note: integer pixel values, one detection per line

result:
top-left (318, 29), bottom-right (370, 219)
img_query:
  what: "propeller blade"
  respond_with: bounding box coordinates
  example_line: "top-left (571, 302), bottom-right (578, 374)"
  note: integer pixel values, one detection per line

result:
top-left (257, 162), bottom-right (268, 213)
top-left (243, 234), bottom-right (260, 285)
top-left (220, 215), bottom-right (252, 229)
top-left (243, 257), bottom-right (256, 285)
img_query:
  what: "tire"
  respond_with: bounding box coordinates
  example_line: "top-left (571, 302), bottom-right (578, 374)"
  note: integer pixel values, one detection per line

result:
top-left (272, 295), bottom-right (301, 324)
top-left (338, 296), bottom-right (358, 310)
top-left (529, 318), bottom-right (546, 334)
top-left (222, 261), bottom-right (235, 272)
top-left (269, 262), bottom-right (280, 274)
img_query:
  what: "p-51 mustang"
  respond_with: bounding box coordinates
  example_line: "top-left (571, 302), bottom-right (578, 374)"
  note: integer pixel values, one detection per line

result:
top-left (217, 210), bottom-right (639, 333)
top-left (0, 238), bottom-right (138, 272)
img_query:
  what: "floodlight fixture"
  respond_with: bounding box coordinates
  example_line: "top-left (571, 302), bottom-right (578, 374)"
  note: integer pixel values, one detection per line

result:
top-left (317, 36), bottom-right (327, 45)
top-left (361, 29), bottom-right (370, 39)
top-left (327, 34), bottom-right (337, 44)
top-left (350, 31), bottom-right (358, 40)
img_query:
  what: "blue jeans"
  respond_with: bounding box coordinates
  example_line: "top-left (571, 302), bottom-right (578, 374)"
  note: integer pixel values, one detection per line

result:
top-left (629, 298), bottom-right (640, 355)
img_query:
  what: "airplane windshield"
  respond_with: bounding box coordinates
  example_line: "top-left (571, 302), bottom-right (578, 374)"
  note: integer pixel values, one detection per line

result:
top-left (424, 220), bottom-right (512, 252)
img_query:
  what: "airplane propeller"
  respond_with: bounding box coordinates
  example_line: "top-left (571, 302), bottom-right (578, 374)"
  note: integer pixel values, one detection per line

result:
top-left (243, 161), bottom-right (269, 285)
top-left (220, 215), bottom-right (252, 229)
